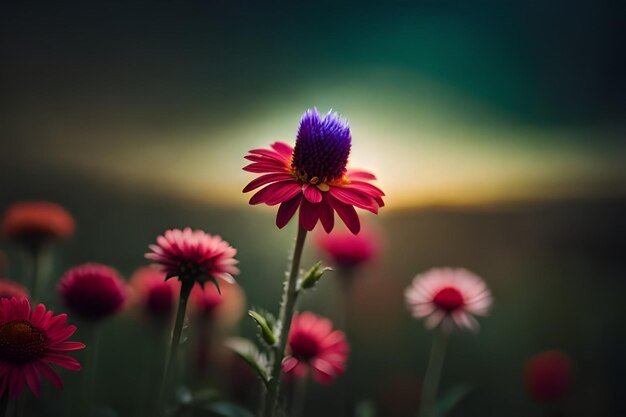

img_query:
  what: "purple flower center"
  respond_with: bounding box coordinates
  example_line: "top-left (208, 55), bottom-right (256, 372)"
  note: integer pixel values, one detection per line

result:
top-left (291, 108), bottom-right (351, 183)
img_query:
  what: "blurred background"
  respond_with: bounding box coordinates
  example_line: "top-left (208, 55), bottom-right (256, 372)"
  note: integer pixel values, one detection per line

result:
top-left (1, 0), bottom-right (625, 416)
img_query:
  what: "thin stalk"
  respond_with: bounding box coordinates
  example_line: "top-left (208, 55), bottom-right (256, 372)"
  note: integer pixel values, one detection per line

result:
top-left (337, 268), bottom-right (355, 417)
top-left (291, 376), bottom-right (308, 417)
top-left (82, 325), bottom-right (101, 414)
top-left (262, 225), bottom-right (308, 417)
top-left (0, 395), bottom-right (9, 417)
top-left (418, 329), bottom-right (448, 417)
top-left (16, 394), bottom-right (25, 417)
top-left (29, 246), bottom-right (43, 301)
top-left (158, 280), bottom-right (194, 413)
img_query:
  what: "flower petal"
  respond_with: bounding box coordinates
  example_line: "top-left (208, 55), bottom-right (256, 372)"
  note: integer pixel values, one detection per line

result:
top-left (303, 184), bottom-right (323, 203)
top-left (327, 195), bottom-right (360, 234)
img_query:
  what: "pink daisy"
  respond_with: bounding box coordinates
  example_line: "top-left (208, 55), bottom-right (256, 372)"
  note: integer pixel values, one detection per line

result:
top-left (315, 226), bottom-right (379, 270)
top-left (405, 268), bottom-right (492, 332)
top-left (145, 228), bottom-right (239, 291)
top-left (58, 263), bottom-right (128, 322)
top-left (129, 267), bottom-right (180, 322)
top-left (282, 312), bottom-right (349, 384)
top-left (0, 297), bottom-right (85, 399)
top-left (243, 108), bottom-right (384, 235)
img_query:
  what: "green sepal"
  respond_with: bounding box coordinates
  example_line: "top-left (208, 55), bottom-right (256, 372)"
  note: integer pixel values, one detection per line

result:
top-left (248, 310), bottom-right (276, 345)
top-left (299, 261), bottom-right (332, 290)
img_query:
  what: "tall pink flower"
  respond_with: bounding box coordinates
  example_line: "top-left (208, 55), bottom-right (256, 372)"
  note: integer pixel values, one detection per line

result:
top-left (243, 108), bottom-right (384, 234)
top-left (145, 228), bottom-right (239, 291)
top-left (282, 312), bottom-right (349, 384)
top-left (58, 263), bottom-right (128, 322)
top-left (129, 267), bottom-right (180, 322)
top-left (405, 268), bottom-right (492, 331)
top-left (0, 297), bottom-right (85, 399)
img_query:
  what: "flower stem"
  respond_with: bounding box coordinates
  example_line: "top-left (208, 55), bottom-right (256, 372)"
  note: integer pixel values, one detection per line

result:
top-left (262, 225), bottom-right (308, 417)
top-left (82, 325), bottom-right (101, 414)
top-left (291, 376), bottom-right (308, 417)
top-left (158, 280), bottom-right (194, 413)
top-left (418, 329), bottom-right (448, 417)
top-left (29, 245), bottom-right (43, 301)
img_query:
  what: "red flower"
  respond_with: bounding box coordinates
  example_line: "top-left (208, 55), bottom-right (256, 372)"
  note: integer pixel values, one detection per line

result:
top-left (189, 281), bottom-right (246, 327)
top-left (58, 263), bottom-right (127, 321)
top-left (145, 228), bottom-right (239, 290)
top-left (282, 312), bottom-right (349, 384)
top-left (524, 350), bottom-right (573, 402)
top-left (0, 280), bottom-right (29, 300)
top-left (0, 297), bottom-right (85, 399)
top-left (2, 201), bottom-right (74, 244)
top-left (129, 267), bottom-right (180, 321)
top-left (315, 227), bottom-right (379, 269)
top-left (243, 109), bottom-right (384, 234)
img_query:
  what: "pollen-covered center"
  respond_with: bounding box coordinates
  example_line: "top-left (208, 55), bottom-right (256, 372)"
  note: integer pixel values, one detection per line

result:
top-left (0, 319), bottom-right (48, 363)
top-left (291, 109), bottom-right (351, 184)
top-left (433, 287), bottom-right (465, 311)
top-left (290, 331), bottom-right (321, 361)
top-left (177, 260), bottom-right (207, 282)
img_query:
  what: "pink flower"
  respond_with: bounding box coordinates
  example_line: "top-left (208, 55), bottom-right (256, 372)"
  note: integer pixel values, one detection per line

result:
top-left (282, 312), bottom-right (349, 384)
top-left (2, 201), bottom-right (74, 245)
top-left (243, 109), bottom-right (384, 235)
top-left (315, 227), bottom-right (379, 269)
top-left (0, 297), bottom-right (85, 399)
top-left (524, 350), bottom-right (573, 402)
top-left (405, 268), bottom-right (492, 332)
top-left (145, 228), bottom-right (239, 290)
top-left (58, 263), bottom-right (128, 322)
top-left (0, 280), bottom-right (29, 300)
top-left (189, 281), bottom-right (246, 327)
top-left (129, 267), bottom-right (180, 322)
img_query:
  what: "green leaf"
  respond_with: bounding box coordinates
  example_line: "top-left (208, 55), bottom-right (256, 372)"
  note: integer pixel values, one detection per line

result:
top-left (299, 261), bottom-right (332, 290)
top-left (435, 384), bottom-right (472, 416)
top-left (248, 310), bottom-right (276, 345)
top-left (225, 337), bottom-right (270, 386)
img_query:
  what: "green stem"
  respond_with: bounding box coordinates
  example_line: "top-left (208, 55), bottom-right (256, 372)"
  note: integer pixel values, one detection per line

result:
top-left (0, 395), bottom-right (9, 417)
top-left (82, 325), bottom-right (101, 414)
top-left (291, 376), bottom-right (308, 417)
top-left (158, 280), bottom-right (194, 413)
top-left (418, 329), bottom-right (448, 417)
top-left (262, 225), bottom-right (308, 417)
top-left (29, 246), bottom-right (43, 302)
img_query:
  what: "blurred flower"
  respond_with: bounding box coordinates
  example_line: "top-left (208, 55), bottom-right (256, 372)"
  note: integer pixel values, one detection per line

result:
top-left (243, 108), bottom-right (384, 234)
top-left (0, 279), bottom-right (29, 300)
top-left (315, 227), bottom-right (379, 270)
top-left (145, 227), bottom-right (239, 290)
top-left (2, 201), bottom-right (74, 247)
top-left (0, 297), bottom-right (85, 398)
top-left (129, 267), bottom-right (180, 322)
top-left (282, 312), bottom-right (349, 384)
top-left (524, 350), bottom-right (573, 402)
top-left (405, 268), bottom-right (492, 332)
top-left (189, 281), bottom-right (246, 327)
top-left (58, 263), bottom-right (127, 321)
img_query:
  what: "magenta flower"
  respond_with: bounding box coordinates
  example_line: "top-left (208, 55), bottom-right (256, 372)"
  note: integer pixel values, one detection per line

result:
top-left (524, 351), bottom-right (573, 402)
top-left (315, 227), bottom-right (379, 270)
top-left (282, 312), bottom-right (349, 384)
top-left (405, 268), bottom-right (492, 331)
top-left (0, 297), bottom-right (85, 399)
top-left (2, 201), bottom-right (75, 245)
top-left (0, 280), bottom-right (29, 300)
top-left (129, 267), bottom-right (180, 322)
top-left (243, 108), bottom-right (384, 234)
top-left (58, 263), bottom-right (128, 322)
top-left (145, 228), bottom-right (239, 291)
